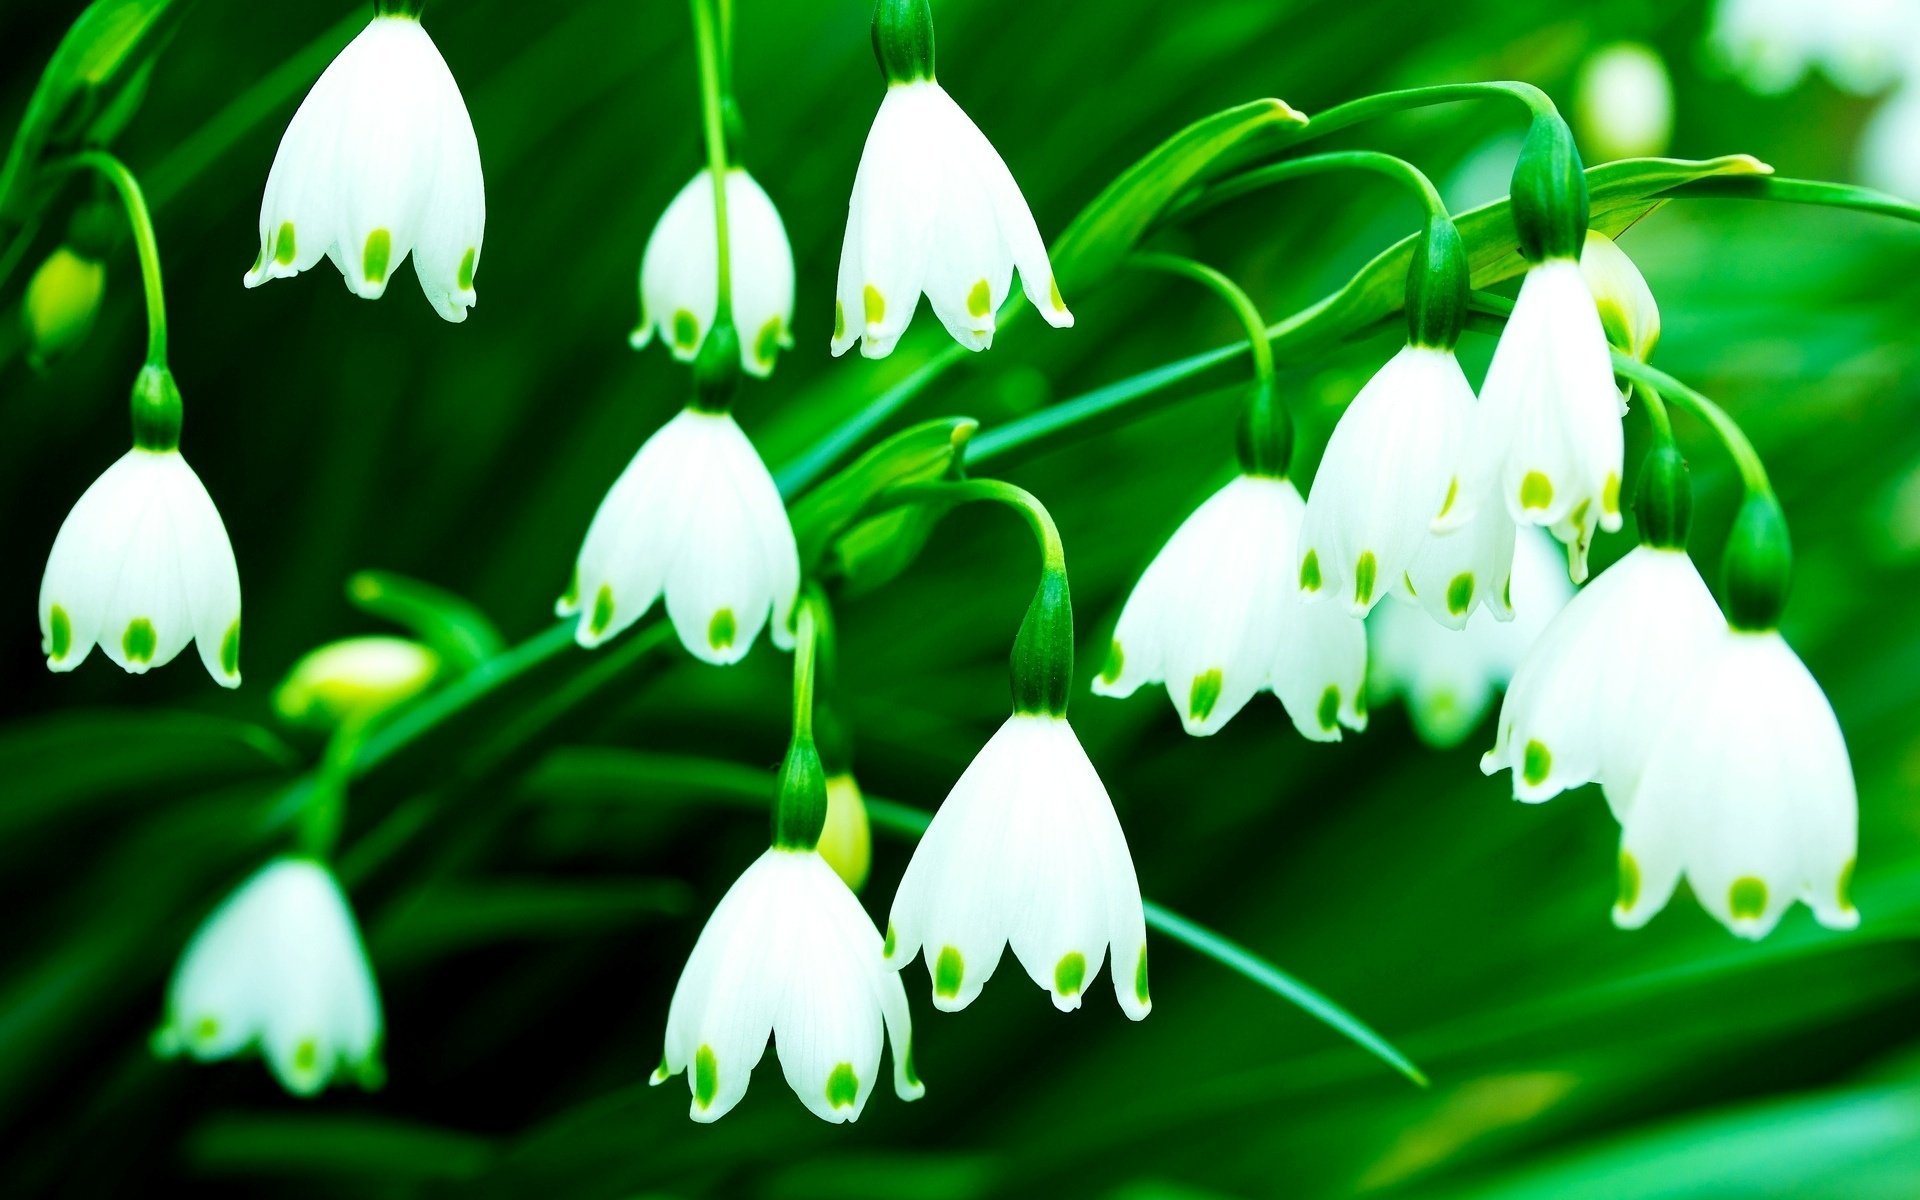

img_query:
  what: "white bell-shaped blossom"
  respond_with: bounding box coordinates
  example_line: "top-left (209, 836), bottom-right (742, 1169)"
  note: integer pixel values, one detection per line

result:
top-left (1614, 627), bottom-right (1859, 939)
top-left (651, 848), bottom-right (921, 1123)
top-left (1093, 474), bottom-right (1367, 740)
top-left (832, 79), bottom-right (1071, 359)
top-left (153, 857), bottom-right (383, 1097)
top-left (887, 714), bottom-right (1150, 1019)
top-left (1470, 257), bottom-right (1625, 583)
top-left (40, 448), bottom-right (241, 687)
top-left (1482, 544), bottom-right (1724, 809)
top-left (244, 12), bottom-right (484, 322)
top-left (631, 168), bottom-right (795, 377)
top-left (559, 407), bottom-right (798, 665)
top-left (1370, 529), bottom-right (1571, 748)
top-left (1298, 345), bottom-right (1476, 616)
top-left (1404, 471), bottom-right (1520, 631)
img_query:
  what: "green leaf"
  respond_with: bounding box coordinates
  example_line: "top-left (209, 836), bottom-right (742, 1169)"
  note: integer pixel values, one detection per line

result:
top-left (1051, 98), bottom-right (1308, 293)
top-left (185, 1113), bottom-right (494, 1183)
top-left (369, 877), bottom-right (692, 961)
top-left (0, 0), bottom-right (191, 222)
top-left (788, 416), bottom-right (976, 576)
top-left (346, 569), bottom-right (507, 672)
top-left (1661, 174), bottom-right (1920, 225)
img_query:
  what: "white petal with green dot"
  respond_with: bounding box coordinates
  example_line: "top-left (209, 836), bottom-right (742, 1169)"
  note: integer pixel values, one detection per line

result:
top-left (1483, 545), bottom-right (1722, 809)
top-left (1401, 470), bottom-right (1520, 631)
top-left (832, 80), bottom-right (1068, 360)
top-left (39, 448), bottom-right (241, 687)
top-left (654, 848), bottom-right (918, 1124)
top-left (1298, 345), bottom-right (1476, 617)
top-left (1616, 627), bottom-right (1858, 939)
top-left (886, 714), bottom-right (1149, 1020)
top-left (153, 857), bottom-right (383, 1097)
top-left (244, 13), bottom-right (484, 322)
top-left (632, 168), bottom-right (794, 377)
top-left (1579, 230), bottom-right (1660, 363)
top-left (561, 408), bottom-right (798, 664)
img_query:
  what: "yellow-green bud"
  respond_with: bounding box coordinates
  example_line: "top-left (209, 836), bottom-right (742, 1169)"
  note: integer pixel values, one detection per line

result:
top-left (818, 773), bottom-right (873, 891)
top-left (23, 247), bottom-right (106, 368)
top-left (1581, 231), bottom-right (1660, 362)
top-left (274, 636), bottom-right (441, 730)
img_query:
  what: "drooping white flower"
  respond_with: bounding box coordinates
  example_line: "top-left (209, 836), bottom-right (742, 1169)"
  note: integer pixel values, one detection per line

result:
top-left (153, 857), bottom-right (383, 1097)
top-left (887, 714), bottom-right (1150, 1018)
top-left (1708, 0), bottom-right (1917, 96)
top-left (40, 447), bottom-right (241, 687)
top-left (651, 847), bottom-right (921, 1123)
top-left (1614, 627), bottom-right (1859, 939)
top-left (1575, 42), bottom-right (1675, 162)
top-left (1298, 345), bottom-right (1476, 616)
top-left (631, 168), bottom-right (795, 377)
top-left (559, 407), bottom-right (798, 665)
top-left (832, 79), bottom-right (1071, 359)
top-left (1093, 475), bottom-right (1367, 740)
top-left (1482, 544), bottom-right (1725, 809)
top-left (244, 11), bottom-right (484, 322)
top-left (1370, 528), bottom-right (1572, 749)
top-left (1580, 231), bottom-right (1660, 365)
top-left (1403, 471), bottom-right (1520, 631)
top-left (1470, 257), bottom-right (1625, 583)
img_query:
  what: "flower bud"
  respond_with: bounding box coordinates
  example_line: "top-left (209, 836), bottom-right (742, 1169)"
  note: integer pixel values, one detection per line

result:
top-left (771, 731), bottom-right (829, 850)
top-left (23, 247), bottom-right (106, 368)
top-left (1721, 492), bottom-right (1792, 631)
top-left (818, 773), bottom-right (873, 891)
top-left (1405, 214), bottom-right (1469, 350)
top-left (1511, 114), bottom-right (1590, 263)
top-left (130, 364), bottom-right (183, 452)
top-left (1632, 441), bottom-right (1692, 550)
top-left (1581, 231), bottom-right (1660, 362)
top-left (1234, 377), bottom-right (1293, 478)
top-left (871, 0), bottom-right (935, 84)
top-left (1010, 564), bottom-right (1073, 717)
top-left (274, 636), bottom-right (441, 729)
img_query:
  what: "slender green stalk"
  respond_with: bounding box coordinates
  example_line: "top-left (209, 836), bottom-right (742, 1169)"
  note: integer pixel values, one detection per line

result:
top-left (790, 591), bottom-right (820, 743)
top-left (1286, 80), bottom-right (1557, 145)
top-left (48, 151), bottom-right (166, 365)
top-left (885, 477), bottom-right (1065, 571)
top-left (1169, 149), bottom-right (1448, 227)
top-left (690, 0), bottom-right (733, 319)
top-left (1663, 175), bottom-right (1920, 225)
top-left (1128, 254), bottom-right (1274, 388)
top-left (298, 717), bottom-right (368, 860)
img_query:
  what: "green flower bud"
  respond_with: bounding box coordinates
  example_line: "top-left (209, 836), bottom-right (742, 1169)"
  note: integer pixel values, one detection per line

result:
top-left (1405, 214), bottom-right (1469, 350)
top-left (692, 319), bottom-right (743, 412)
top-left (130, 364), bottom-right (183, 451)
top-left (1632, 441), bottom-right (1692, 550)
top-left (1234, 377), bottom-right (1293, 478)
top-left (871, 0), bottom-right (935, 84)
top-left (1721, 491), bottom-right (1792, 631)
top-left (23, 247), bottom-right (107, 368)
top-left (771, 731), bottom-right (830, 850)
top-left (1010, 563), bottom-right (1073, 717)
top-left (274, 636), bottom-right (442, 730)
top-left (1510, 113), bottom-right (1590, 263)
top-left (818, 773), bottom-right (873, 891)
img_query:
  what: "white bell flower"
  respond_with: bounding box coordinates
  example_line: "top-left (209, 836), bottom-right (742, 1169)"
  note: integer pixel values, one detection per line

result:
top-left (558, 407), bottom-right (798, 665)
top-left (1471, 257), bottom-right (1625, 583)
top-left (886, 713), bottom-right (1150, 1019)
top-left (1482, 544), bottom-right (1725, 808)
top-left (1614, 626), bottom-right (1859, 938)
top-left (152, 857), bottom-right (383, 1097)
top-left (40, 447), bottom-right (241, 687)
top-left (1093, 474), bottom-right (1367, 740)
top-left (1298, 345), bottom-right (1476, 616)
top-left (1403, 471), bottom-right (1520, 631)
top-left (244, 11), bottom-right (485, 322)
top-left (631, 168), bottom-right (795, 378)
top-left (832, 79), bottom-right (1071, 359)
top-left (651, 847), bottom-right (922, 1123)
top-left (1370, 528), bottom-right (1571, 749)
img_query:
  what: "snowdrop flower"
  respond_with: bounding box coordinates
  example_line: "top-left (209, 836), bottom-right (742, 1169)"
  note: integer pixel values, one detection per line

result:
top-left (244, 8), bottom-right (484, 322)
top-left (1575, 43), bottom-right (1675, 162)
top-left (153, 857), bottom-right (383, 1097)
top-left (40, 444), bottom-right (241, 687)
top-left (1298, 345), bottom-right (1476, 616)
top-left (651, 847), bottom-right (921, 1123)
top-left (1580, 231), bottom-right (1660, 365)
top-left (631, 168), bottom-right (795, 377)
top-left (1616, 626), bottom-right (1858, 938)
top-left (833, 0), bottom-right (1071, 358)
top-left (1094, 474), bottom-right (1368, 739)
top-left (1371, 529), bottom-right (1571, 749)
top-left (1708, 0), bottom-right (1916, 95)
top-left (887, 714), bottom-right (1150, 1019)
top-left (558, 406), bottom-right (798, 664)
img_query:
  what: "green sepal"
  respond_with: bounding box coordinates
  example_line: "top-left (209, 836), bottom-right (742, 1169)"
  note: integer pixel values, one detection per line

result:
top-left (1721, 492), bottom-right (1792, 631)
top-left (1233, 377), bottom-right (1292, 478)
top-left (871, 0), bottom-right (935, 84)
top-left (1510, 113), bottom-right (1590, 263)
top-left (1405, 214), bottom-right (1468, 349)
top-left (129, 362), bottom-right (180, 451)
top-left (1633, 441), bottom-right (1692, 550)
top-left (771, 730), bottom-right (829, 850)
top-left (692, 321), bottom-right (742, 412)
top-left (1009, 564), bottom-right (1073, 717)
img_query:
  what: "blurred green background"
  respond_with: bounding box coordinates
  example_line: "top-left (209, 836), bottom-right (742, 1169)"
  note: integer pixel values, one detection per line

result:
top-left (3, 0), bottom-right (1919, 1195)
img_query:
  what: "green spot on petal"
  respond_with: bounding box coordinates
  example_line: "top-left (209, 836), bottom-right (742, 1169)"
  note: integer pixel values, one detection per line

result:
top-left (1520, 470), bottom-right (1554, 512)
top-left (708, 608), bottom-right (736, 651)
top-left (1402, 572), bottom-right (1417, 598)
top-left (1188, 668), bottom-right (1224, 722)
top-left (1729, 876), bottom-right (1768, 920)
top-left (934, 946), bottom-right (964, 999)
top-left (1522, 740), bottom-right (1552, 787)
top-left (1299, 549), bottom-right (1322, 592)
top-left (220, 619), bottom-right (241, 678)
top-left (1617, 850), bottom-right (1641, 910)
top-left (273, 221), bottom-right (297, 266)
top-left (293, 1038), bottom-right (319, 1075)
top-left (560, 570), bottom-right (579, 610)
top-left (694, 1044), bottom-right (718, 1109)
top-left (123, 618), bottom-right (156, 664)
top-left (883, 923), bottom-right (897, 958)
top-left (1354, 551), bottom-right (1378, 607)
top-left (362, 228), bottom-right (391, 284)
top-left (1568, 498), bottom-right (1591, 531)
top-left (754, 317), bottom-right (783, 368)
top-left (1317, 685), bottom-right (1339, 733)
top-left (1446, 572), bottom-right (1475, 616)
top-left (1502, 575), bottom-right (1514, 609)
top-left (1437, 476), bottom-right (1460, 519)
top-left (902, 1037), bottom-right (921, 1087)
top-left (833, 300), bottom-right (846, 341)
top-left (672, 309), bottom-right (699, 350)
top-left (1054, 951), bottom-right (1086, 997)
top-left (457, 247), bottom-right (477, 291)
top-left (1135, 943), bottom-right (1150, 1004)
top-left (1048, 276), bottom-right (1066, 313)
top-left (589, 584), bottom-right (615, 638)
top-left (194, 1016), bottom-right (220, 1045)
top-left (863, 284), bottom-right (886, 327)
top-left (1838, 858), bottom-right (1856, 912)
top-left (48, 604), bottom-right (71, 660)
top-left (1602, 471), bottom-right (1622, 517)
top-left (826, 1062), bottom-right (859, 1109)
top-left (1100, 640), bottom-right (1125, 685)
top-left (967, 278), bottom-right (992, 318)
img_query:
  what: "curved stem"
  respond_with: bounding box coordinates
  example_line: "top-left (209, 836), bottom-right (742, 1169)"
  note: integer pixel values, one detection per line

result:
top-left (886, 477), bottom-right (1065, 572)
top-left (1170, 149), bottom-right (1448, 227)
top-left (49, 151), bottom-right (166, 365)
top-left (1128, 253), bottom-right (1274, 386)
top-left (1289, 80), bottom-right (1556, 146)
top-left (690, 0), bottom-right (733, 319)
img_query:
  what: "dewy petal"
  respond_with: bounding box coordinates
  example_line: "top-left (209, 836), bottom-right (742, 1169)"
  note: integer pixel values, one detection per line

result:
top-left (635, 169), bottom-right (795, 377)
top-left (39, 449), bottom-right (241, 686)
top-left (1298, 345), bottom-right (1474, 616)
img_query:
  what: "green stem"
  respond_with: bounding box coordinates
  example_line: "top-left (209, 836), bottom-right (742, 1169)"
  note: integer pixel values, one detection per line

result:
top-left (1662, 175), bottom-right (1920, 225)
top-left (790, 590), bottom-right (820, 744)
top-left (886, 477), bottom-right (1065, 572)
top-left (49, 151), bottom-right (166, 366)
top-left (1287, 80), bottom-right (1557, 146)
top-left (299, 716), bottom-right (368, 859)
top-left (1128, 253), bottom-right (1274, 387)
top-left (1170, 149), bottom-right (1448, 227)
top-left (691, 0), bottom-right (733, 320)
